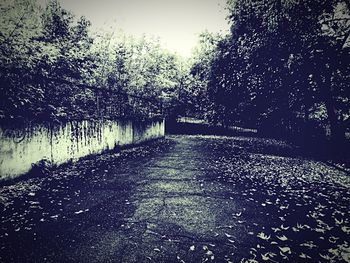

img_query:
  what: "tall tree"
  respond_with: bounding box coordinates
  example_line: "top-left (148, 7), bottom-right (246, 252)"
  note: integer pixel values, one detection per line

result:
top-left (205, 0), bottom-right (349, 143)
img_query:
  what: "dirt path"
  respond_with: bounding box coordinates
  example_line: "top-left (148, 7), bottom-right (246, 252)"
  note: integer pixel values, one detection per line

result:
top-left (0, 135), bottom-right (349, 262)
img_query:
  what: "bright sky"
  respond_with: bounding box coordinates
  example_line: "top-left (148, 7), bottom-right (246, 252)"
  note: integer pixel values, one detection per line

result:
top-left (40, 0), bottom-right (230, 57)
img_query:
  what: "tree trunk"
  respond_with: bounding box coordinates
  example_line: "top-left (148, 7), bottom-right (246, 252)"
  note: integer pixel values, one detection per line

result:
top-left (322, 61), bottom-right (346, 145)
top-left (324, 98), bottom-right (345, 144)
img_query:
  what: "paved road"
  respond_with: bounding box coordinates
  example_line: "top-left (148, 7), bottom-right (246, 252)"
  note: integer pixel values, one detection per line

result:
top-left (0, 135), bottom-right (349, 262)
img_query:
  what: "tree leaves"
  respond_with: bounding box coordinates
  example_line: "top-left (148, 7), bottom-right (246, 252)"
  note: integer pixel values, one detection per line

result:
top-left (199, 0), bottom-right (350, 143)
top-left (1, 0), bottom-right (188, 124)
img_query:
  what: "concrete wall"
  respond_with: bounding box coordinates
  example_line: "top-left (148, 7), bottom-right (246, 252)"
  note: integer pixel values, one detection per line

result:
top-left (0, 119), bottom-right (165, 180)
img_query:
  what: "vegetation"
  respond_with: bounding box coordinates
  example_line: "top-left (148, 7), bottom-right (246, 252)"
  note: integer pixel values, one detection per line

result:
top-left (0, 0), bottom-right (187, 125)
top-left (1, 0), bottom-right (349, 148)
top-left (189, 0), bottom-right (349, 147)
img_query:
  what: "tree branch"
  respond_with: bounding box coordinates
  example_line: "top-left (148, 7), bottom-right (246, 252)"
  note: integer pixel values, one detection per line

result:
top-left (340, 31), bottom-right (350, 49)
top-left (2, 1), bottom-right (31, 45)
top-left (322, 17), bottom-right (350, 23)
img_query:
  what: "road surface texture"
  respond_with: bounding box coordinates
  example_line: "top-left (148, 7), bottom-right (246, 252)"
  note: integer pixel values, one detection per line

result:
top-left (1, 135), bottom-right (350, 262)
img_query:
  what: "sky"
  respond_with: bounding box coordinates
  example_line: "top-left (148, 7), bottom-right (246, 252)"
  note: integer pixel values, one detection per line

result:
top-left (39, 0), bottom-right (230, 57)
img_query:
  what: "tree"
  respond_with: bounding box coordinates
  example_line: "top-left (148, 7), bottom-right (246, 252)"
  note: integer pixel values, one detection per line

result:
top-left (204, 0), bottom-right (349, 144)
top-left (0, 0), bottom-right (44, 123)
top-left (189, 31), bottom-right (223, 120)
top-left (0, 0), bottom-right (97, 123)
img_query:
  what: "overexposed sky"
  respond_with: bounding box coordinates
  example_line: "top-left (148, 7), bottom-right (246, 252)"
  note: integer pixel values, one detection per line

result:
top-left (39, 0), bottom-right (230, 57)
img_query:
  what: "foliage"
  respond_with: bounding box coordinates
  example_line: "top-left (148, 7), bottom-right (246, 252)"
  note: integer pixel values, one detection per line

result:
top-left (187, 31), bottom-right (224, 120)
top-left (202, 0), bottom-right (350, 143)
top-left (0, 0), bottom-right (186, 125)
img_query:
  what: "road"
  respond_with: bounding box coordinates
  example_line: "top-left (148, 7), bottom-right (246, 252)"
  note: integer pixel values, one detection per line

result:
top-left (0, 135), bottom-right (349, 262)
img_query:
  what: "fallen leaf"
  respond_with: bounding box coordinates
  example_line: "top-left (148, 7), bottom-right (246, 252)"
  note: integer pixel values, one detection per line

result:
top-left (341, 226), bottom-right (350, 234)
top-left (257, 232), bottom-right (270, 240)
top-left (279, 246), bottom-right (291, 254)
top-left (277, 235), bottom-right (288, 241)
top-left (280, 224), bottom-right (289, 230)
top-left (74, 210), bottom-right (84, 214)
top-left (272, 227), bottom-right (281, 232)
top-left (225, 233), bottom-right (234, 238)
top-left (299, 253), bottom-right (311, 259)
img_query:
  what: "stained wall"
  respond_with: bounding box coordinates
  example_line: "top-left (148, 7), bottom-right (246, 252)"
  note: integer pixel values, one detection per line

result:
top-left (0, 119), bottom-right (165, 180)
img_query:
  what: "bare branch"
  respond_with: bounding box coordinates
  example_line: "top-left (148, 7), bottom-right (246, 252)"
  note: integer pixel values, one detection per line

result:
top-left (322, 17), bottom-right (350, 23)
